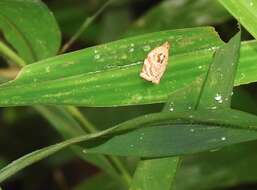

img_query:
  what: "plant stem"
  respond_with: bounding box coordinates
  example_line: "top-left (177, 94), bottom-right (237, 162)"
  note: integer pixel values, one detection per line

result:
top-left (65, 106), bottom-right (97, 133)
top-left (0, 41), bottom-right (26, 67)
top-left (109, 156), bottom-right (132, 184)
top-left (65, 106), bottom-right (132, 184)
top-left (60, 0), bottom-right (113, 53)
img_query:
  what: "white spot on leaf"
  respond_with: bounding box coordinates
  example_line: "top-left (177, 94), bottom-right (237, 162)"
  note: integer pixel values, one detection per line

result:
top-left (94, 54), bottom-right (100, 59)
top-left (143, 45), bottom-right (151, 52)
top-left (129, 48), bottom-right (134, 52)
top-left (214, 93), bottom-right (223, 103)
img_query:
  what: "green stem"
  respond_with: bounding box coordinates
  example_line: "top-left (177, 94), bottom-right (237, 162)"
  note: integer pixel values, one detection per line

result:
top-left (0, 40), bottom-right (26, 67)
top-left (65, 106), bottom-right (97, 133)
top-left (110, 156), bottom-right (132, 185)
top-left (60, 0), bottom-right (113, 53)
top-left (65, 106), bottom-right (132, 185)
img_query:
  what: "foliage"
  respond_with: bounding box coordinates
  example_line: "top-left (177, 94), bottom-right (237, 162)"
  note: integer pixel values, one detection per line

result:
top-left (1, 0), bottom-right (257, 190)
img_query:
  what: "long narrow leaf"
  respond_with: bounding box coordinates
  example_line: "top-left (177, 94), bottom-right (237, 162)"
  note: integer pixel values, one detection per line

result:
top-left (0, 27), bottom-right (224, 106)
top-left (197, 31), bottom-right (241, 109)
top-left (1, 109), bottom-right (257, 183)
top-left (130, 157), bottom-right (179, 190)
top-left (0, 32), bottom-right (256, 107)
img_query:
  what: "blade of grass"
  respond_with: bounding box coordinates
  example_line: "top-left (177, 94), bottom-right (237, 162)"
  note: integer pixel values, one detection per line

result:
top-left (2, 109), bottom-right (257, 183)
top-left (0, 27), bottom-right (226, 106)
top-left (130, 157), bottom-right (179, 190)
top-left (60, 0), bottom-right (113, 53)
top-left (0, 29), bottom-right (256, 107)
top-left (197, 31), bottom-right (241, 109)
top-left (64, 106), bottom-right (97, 133)
top-left (0, 38), bottom-right (253, 107)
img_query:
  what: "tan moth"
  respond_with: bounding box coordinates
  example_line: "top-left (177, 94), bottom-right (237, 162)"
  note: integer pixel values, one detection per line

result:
top-left (140, 42), bottom-right (170, 84)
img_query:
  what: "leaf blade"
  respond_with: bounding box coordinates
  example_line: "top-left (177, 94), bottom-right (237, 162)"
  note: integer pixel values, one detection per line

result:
top-left (0, 30), bottom-right (256, 107)
top-left (0, 27), bottom-right (225, 106)
top-left (197, 31), bottom-right (241, 109)
top-left (1, 109), bottom-right (257, 183)
top-left (130, 158), bottom-right (180, 190)
top-left (0, 0), bottom-right (61, 63)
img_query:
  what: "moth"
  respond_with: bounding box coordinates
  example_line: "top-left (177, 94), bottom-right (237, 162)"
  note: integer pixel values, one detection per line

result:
top-left (140, 42), bottom-right (170, 84)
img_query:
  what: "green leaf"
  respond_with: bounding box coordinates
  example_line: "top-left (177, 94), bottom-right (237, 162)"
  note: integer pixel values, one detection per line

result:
top-left (218, 0), bottom-right (257, 40)
top-left (235, 40), bottom-right (257, 85)
top-left (0, 29), bottom-right (256, 107)
top-left (174, 141), bottom-right (257, 190)
top-left (197, 31), bottom-right (241, 109)
top-left (0, 0), bottom-right (61, 63)
top-left (130, 157), bottom-right (180, 190)
top-left (0, 27), bottom-right (225, 106)
top-left (87, 109), bottom-right (257, 157)
top-left (2, 109), bottom-right (257, 183)
top-left (127, 0), bottom-right (230, 36)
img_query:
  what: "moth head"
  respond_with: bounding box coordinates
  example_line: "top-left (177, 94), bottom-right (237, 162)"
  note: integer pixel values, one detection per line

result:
top-left (162, 41), bottom-right (170, 49)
